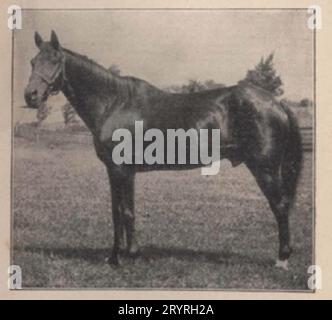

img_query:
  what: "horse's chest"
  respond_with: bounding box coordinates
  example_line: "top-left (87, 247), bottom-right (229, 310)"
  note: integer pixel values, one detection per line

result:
top-left (99, 108), bottom-right (140, 143)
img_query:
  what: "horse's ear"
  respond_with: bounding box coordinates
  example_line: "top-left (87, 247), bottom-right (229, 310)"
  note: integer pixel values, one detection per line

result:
top-left (34, 31), bottom-right (43, 49)
top-left (50, 30), bottom-right (60, 50)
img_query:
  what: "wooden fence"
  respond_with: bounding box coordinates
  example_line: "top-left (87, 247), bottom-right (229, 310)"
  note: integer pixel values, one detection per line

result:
top-left (301, 127), bottom-right (313, 152)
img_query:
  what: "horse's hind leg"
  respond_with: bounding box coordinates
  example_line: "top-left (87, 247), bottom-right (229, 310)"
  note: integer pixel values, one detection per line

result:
top-left (246, 161), bottom-right (292, 269)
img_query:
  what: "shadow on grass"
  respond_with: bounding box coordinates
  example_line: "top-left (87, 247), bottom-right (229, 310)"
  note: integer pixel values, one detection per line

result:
top-left (17, 244), bottom-right (274, 267)
top-left (140, 245), bottom-right (274, 267)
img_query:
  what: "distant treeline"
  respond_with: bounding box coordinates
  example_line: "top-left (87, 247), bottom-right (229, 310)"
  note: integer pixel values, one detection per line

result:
top-left (163, 79), bottom-right (226, 93)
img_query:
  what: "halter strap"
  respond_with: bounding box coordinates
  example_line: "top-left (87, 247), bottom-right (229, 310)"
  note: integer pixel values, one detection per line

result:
top-left (32, 55), bottom-right (66, 95)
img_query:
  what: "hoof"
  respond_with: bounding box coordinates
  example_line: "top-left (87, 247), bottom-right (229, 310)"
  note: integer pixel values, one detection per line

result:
top-left (105, 255), bottom-right (120, 266)
top-left (119, 245), bottom-right (126, 253)
top-left (279, 246), bottom-right (293, 260)
top-left (119, 239), bottom-right (127, 253)
top-left (275, 259), bottom-right (289, 271)
top-left (127, 244), bottom-right (140, 258)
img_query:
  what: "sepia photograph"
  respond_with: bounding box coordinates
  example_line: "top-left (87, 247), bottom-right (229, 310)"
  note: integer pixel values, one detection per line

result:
top-left (11, 8), bottom-right (314, 291)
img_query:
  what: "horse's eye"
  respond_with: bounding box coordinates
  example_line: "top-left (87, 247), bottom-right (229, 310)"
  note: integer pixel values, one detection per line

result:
top-left (50, 54), bottom-right (58, 64)
top-left (51, 51), bottom-right (59, 60)
top-left (30, 60), bottom-right (35, 67)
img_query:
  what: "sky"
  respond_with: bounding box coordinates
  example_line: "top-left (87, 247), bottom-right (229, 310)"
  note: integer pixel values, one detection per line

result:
top-left (14, 9), bottom-right (314, 121)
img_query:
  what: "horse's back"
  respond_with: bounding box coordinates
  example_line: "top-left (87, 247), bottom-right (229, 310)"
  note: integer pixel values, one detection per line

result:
top-left (96, 80), bottom-right (291, 170)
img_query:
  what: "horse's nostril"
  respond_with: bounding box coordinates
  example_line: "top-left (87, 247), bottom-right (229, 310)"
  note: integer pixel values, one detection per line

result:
top-left (24, 88), bottom-right (39, 108)
top-left (31, 90), bottom-right (38, 98)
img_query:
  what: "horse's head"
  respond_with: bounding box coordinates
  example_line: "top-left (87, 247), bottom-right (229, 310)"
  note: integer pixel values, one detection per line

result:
top-left (24, 31), bottom-right (65, 109)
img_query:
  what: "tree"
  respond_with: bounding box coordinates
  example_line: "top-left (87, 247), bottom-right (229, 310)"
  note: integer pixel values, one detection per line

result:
top-left (182, 79), bottom-right (205, 93)
top-left (204, 80), bottom-right (226, 90)
top-left (163, 79), bottom-right (226, 94)
top-left (299, 98), bottom-right (312, 108)
top-left (36, 102), bottom-right (51, 127)
top-left (62, 103), bottom-right (78, 126)
top-left (163, 85), bottom-right (183, 93)
top-left (242, 53), bottom-right (283, 96)
top-left (108, 64), bottom-right (121, 76)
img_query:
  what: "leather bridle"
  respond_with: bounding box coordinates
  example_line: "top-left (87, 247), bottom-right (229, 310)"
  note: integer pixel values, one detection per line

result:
top-left (32, 54), bottom-right (66, 96)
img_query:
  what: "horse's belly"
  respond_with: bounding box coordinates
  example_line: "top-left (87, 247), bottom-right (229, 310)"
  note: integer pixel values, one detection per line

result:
top-left (133, 143), bottom-right (242, 172)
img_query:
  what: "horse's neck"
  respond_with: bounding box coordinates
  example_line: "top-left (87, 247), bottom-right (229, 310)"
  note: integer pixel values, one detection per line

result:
top-left (61, 50), bottom-right (124, 133)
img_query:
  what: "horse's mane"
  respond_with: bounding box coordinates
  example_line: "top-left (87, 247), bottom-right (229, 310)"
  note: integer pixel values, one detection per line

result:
top-left (62, 48), bottom-right (233, 98)
top-left (62, 48), bottom-right (162, 93)
top-left (63, 48), bottom-right (110, 78)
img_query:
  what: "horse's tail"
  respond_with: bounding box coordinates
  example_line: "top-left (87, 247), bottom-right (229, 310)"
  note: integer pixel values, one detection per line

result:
top-left (280, 102), bottom-right (303, 206)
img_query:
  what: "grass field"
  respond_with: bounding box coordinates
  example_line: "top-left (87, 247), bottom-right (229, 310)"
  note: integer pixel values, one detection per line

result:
top-left (13, 137), bottom-right (313, 290)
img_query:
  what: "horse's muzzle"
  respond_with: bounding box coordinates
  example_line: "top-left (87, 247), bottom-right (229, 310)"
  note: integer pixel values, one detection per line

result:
top-left (24, 88), bottom-right (40, 109)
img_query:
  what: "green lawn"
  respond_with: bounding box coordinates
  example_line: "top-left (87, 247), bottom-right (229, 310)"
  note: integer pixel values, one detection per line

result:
top-left (12, 137), bottom-right (313, 290)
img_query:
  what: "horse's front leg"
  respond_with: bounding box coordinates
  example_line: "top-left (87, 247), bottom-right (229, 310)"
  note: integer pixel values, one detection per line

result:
top-left (119, 171), bottom-right (138, 256)
top-left (108, 167), bottom-right (137, 264)
top-left (107, 168), bottom-right (123, 265)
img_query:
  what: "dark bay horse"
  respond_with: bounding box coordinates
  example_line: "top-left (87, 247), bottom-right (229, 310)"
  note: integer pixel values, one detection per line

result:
top-left (24, 31), bottom-right (302, 269)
